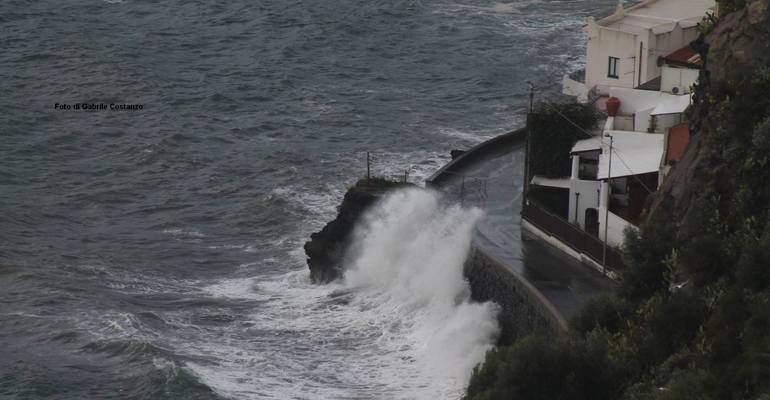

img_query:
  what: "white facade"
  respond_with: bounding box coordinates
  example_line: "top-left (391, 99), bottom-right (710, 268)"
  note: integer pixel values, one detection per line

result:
top-left (537, 0), bottom-right (708, 255)
top-left (566, 0), bottom-right (714, 97)
top-left (608, 87), bottom-right (690, 133)
top-left (661, 64), bottom-right (700, 94)
top-left (568, 178), bottom-right (602, 229)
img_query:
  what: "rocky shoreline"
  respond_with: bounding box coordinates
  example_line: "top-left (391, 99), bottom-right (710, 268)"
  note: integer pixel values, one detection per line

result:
top-left (304, 177), bottom-right (414, 283)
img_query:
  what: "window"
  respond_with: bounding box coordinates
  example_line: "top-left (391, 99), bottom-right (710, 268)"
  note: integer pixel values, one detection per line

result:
top-left (608, 56), bottom-right (620, 79)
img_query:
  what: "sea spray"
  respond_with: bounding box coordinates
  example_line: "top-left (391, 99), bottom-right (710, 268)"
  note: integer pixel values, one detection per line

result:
top-left (344, 188), bottom-right (499, 397)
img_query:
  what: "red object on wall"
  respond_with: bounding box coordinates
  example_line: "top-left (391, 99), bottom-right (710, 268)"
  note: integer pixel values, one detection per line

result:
top-left (667, 123), bottom-right (690, 163)
top-left (606, 97), bottom-right (621, 117)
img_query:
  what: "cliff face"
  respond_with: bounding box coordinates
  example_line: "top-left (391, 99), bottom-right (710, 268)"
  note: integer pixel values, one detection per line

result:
top-left (648, 0), bottom-right (770, 261)
top-left (304, 178), bottom-right (413, 283)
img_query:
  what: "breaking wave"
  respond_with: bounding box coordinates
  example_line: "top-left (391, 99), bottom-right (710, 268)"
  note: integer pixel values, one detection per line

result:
top-left (343, 188), bottom-right (499, 398)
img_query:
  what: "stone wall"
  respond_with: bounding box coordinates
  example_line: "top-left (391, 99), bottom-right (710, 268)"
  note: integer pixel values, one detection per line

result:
top-left (464, 244), bottom-right (567, 346)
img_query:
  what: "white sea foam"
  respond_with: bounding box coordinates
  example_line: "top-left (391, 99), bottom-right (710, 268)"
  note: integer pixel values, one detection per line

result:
top-left (343, 188), bottom-right (499, 395)
top-left (162, 228), bottom-right (205, 239)
top-left (267, 184), bottom-right (343, 228)
top-left (353, 150), bottom-right (450, 185)
top-left (490, 2), bottom-right (517, 13)
top-left (436, 127), bottom-right (497, 144)
top-left (184, 188), bottom-right (498, 399)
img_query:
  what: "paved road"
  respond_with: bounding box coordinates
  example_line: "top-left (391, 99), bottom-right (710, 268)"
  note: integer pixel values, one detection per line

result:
top-left (438, 141), bottom-right (615, 320)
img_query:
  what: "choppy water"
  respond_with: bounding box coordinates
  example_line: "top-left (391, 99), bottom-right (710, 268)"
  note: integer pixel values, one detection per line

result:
top-left (1, 0), bottom-right (615, 398)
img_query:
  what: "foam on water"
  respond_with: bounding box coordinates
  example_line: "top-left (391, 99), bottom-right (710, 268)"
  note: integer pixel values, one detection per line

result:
top-left (344, 189), bottom-right (498, 394)
top-left (436, 127), bottom-right (497, 144)
top-left (184, 188), bottom-right (498, 399)
top-left (0, 0), bottom-right (618, 396)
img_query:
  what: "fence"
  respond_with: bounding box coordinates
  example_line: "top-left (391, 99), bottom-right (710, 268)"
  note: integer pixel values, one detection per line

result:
top-left (428, 169), bottom-right (490, 208)
top-left (361, 151), bottom-right (491, 207)
top-left (522, 201), bottom-right (626, 272)
top-left (363, 151), bottom-right (416, 184)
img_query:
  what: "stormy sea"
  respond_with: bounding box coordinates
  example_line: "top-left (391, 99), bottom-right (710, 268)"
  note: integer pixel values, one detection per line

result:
top-left (1, 0), bottom-right (615, 398)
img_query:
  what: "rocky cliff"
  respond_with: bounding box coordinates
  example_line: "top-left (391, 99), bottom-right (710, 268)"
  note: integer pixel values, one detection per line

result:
top-left (651, 0), bottom-right (770, 233)
top-left (642, 0), bottom-right (770, 289)
top-left (304, 178), bottom-right (413, 283)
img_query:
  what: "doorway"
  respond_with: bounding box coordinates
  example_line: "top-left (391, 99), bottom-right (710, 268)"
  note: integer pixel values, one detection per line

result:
top-left (585, 208), bottom-right (599, 237)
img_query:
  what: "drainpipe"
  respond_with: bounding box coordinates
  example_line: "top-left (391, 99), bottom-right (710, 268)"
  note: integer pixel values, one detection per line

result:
top-left (574, 192), bottom-right (581, 225)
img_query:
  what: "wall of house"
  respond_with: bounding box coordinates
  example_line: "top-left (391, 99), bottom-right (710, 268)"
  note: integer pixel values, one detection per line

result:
top-left (654, 113), bottom-right (684, 133)
top-left (598, 209), bottom-right (636, 247)
top-left (611, 87), bottom-right (667, 113)
top-left (586, 22), bottom-right (699, 93)
top-left (613, 115), bottom-right (635, 131)
top-left (661, 65), bottom-right (700, 94)
top-left (568, 179), bottom-right (602, 228)
top-left (636, 108), bottom-right (654, 132)
top-left (586, 23), bottom-right (638, 94)
top-left (648, 25), bottom-right (700, 81)
top-left (608, 87), bottom-right (686, 132)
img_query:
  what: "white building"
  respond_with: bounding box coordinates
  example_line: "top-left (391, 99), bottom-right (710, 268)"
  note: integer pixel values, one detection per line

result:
top-left (530, 86), bottom-right (692, 248)
top-left (563, 0), bottom-right (715, 101)
top-left (524, 1), bottom-right (708, 271)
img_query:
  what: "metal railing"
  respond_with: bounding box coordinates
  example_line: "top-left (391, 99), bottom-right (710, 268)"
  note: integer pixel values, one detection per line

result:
top-left (428, 169), bottom-right (489, 208)
top-left (363, 151), bottom-right (416, 184)
top-left (522, 201), bottom-right (626, 272)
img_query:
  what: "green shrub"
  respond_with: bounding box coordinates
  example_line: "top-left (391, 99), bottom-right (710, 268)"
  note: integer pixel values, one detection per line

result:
top-left (529, 101), bottom-right (599, 178)
top-left (679, 234), bottom-right (730, 287)
top-left (620, 214), bottom-right (676, 299)
top-left (736, 230), bottom-right (770, 291)
top-left (466, 333), bottom-right (624, 400)
top-left (717, 0), bottom-right (748, 16)
top-left (571, 295), bottom-right (633, 335)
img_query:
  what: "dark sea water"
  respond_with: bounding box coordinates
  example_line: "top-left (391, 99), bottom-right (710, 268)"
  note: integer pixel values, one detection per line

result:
top-left (1, 0), bottom-right (615, 398)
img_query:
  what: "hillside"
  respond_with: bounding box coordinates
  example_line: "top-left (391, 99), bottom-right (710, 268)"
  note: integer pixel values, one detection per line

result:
top-left (465, 1), bottom-right (770, 399)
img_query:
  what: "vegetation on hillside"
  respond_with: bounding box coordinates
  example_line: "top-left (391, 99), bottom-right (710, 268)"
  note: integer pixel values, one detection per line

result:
top-left (465, 2), bottom-right (770, 399)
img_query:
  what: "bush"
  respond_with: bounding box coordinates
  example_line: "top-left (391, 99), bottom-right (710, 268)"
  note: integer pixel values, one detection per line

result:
top-left (679, 234), bottom-right (730, 287)
top-left (736, 229), bottom-right (770, 291)
top-left (620, 213), bottom-right (676, 299)
top-left (571, 295), bottom-right (633, 335)
top-left (466, 333), bottom-right (624, 400)
top-left (717, 0), bottom-right (748, 15)
top-left (529, 101), bottom-right (599, 178)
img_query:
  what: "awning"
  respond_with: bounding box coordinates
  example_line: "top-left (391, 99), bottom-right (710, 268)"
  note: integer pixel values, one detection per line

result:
top-left (530, 175), bottom-right (571, 189)
top-left (650, 94), bottom-right (692, 115)
top-left (652, 22), bottom-right (678, 34)
top-left (597, 131), bottom-right (665, 180)
top-left (571, 136), bottom-right (602, 154)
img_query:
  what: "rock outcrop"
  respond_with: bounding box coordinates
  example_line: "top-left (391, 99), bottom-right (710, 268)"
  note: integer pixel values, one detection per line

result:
top-left (649, 0), bottom-right (770, 242)
top-left (304, 178), bottom-right (414, 283)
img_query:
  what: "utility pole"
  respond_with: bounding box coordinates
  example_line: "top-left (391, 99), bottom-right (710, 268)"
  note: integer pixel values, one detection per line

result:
top-left (523, 81), bottom-right (535, 209)
top-left (602, 134), bottom-right (613, 274)
top-left (366, 151), bottom-right (370, 183)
